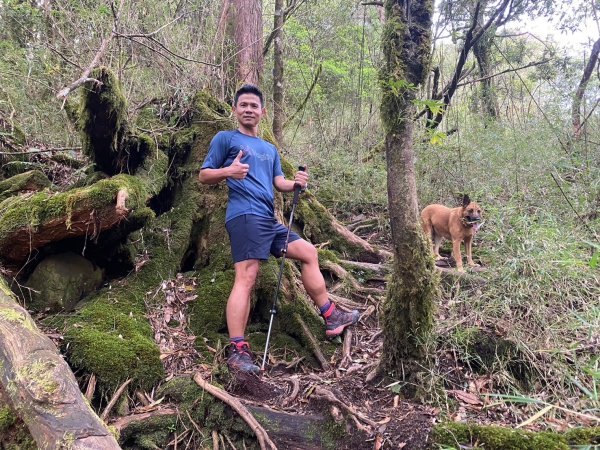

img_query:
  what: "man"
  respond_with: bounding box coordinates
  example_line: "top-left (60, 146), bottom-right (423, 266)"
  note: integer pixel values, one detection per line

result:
top-left (199, 84), bottom-right (359, 374)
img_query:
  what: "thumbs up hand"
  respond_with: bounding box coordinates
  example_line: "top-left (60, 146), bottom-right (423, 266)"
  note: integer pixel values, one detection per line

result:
top-left (228, 150), bottom-right (250, 180)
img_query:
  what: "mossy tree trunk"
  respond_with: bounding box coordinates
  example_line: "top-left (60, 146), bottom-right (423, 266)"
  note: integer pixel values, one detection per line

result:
top-left (379, 0), bottom-right (438, 389)
top-left (0, 279), bottom-right (120, 450)
top-left (473, 22), bottom-right (499, 119)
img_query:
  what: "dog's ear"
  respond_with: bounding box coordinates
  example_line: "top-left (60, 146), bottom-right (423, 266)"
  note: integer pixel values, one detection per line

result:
top-left (462, 194), bottom-right (471, 207)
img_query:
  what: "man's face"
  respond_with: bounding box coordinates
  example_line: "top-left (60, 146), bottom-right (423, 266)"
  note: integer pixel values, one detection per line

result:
top-left (233, 93), bottom-right (265, 128)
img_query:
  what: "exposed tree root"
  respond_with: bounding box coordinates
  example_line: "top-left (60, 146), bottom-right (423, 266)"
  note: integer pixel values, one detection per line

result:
top-left (193, 373), bottom-right (279, 450)
top-left (312, 385), bottom-right (379, 429)
top-left (295, 313), bottom-right (331, 371)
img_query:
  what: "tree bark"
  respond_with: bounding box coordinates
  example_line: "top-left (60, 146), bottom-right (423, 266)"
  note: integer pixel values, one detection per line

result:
top-left (0, 278), bottom-right (121, 450)
top-left (379, 0), bottom-right (438, 389)
top-left (272, 0), bottom-right (285, 145)
top-left (473, 23), bottom-right (499, 119)
top-left (231, 0), bottom-right (264, 84)
top-left (571, 37), bottom-right (600, 140)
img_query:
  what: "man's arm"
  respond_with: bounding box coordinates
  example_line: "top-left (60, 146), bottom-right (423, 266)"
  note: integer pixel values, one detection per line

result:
top-left (199, 150), bottom-right (248, 185)
top-left (273, 169), bottom-right (308, 192)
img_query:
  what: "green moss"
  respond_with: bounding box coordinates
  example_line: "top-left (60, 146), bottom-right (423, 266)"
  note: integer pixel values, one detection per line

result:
top-left (188, 268), bottom-right (233, 338)
top-left (449, 326), bottom-right (533, 387)
top-left (16, 360), bottom-right (60, 397)
top-left (433, 423), bottom-right (600, 449)
top-left (381, 228), bottom-right (438, 393)
top-left (318, 249), bottom-right (340, 264)
top-left (119, 414), bottom-right (177, 450)
top-left (565, 427), bottom-right (600, 444)
top-left (65, 308), bottom-right (164, 392)
top-left (0, 174), bottom-right (147, 244)
top-left (0, 405), bottom-right (36, 450)
top-left (79, 67), bottom-right (129, 175)
top-left (156, 377), bottom-right (256, 443)
top-left (0, 170), bottom-right (51, 202)
top-left (0, 305), bottom-right (35, 331)
top-left (0, 406), bottom-right (15, 432)
top-left (1, 161), bottom-right (41, 178)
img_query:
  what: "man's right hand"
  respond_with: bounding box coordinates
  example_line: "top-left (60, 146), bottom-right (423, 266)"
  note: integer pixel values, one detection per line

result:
top-left (228, 150), bottom-right (249, 180)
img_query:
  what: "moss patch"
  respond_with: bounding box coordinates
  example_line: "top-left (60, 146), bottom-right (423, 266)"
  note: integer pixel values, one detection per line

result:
top-left (433, 422), bottom-right (600, 449)
top-left (0, 170), bottom-right (51, 202)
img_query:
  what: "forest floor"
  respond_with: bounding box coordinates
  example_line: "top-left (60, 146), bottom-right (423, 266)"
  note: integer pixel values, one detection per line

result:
top-left (139, 221), bottom-right (500, 450)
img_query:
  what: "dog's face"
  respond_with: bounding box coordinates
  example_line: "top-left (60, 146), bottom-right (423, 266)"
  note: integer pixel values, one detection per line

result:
top-left (461, 195), bottom-right (483, 224)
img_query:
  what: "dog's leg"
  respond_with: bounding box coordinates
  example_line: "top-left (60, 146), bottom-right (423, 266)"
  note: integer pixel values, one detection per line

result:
top-left (452, 239), bottom-right (464, 272)
top-left (465, 236), bottom-right (479, 267)
top-left (432, 233), bottom-right (444, 260)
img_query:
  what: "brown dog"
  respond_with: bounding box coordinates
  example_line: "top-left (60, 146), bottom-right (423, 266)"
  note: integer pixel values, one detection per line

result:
top-left (421, 195), bottom-right (483, 272)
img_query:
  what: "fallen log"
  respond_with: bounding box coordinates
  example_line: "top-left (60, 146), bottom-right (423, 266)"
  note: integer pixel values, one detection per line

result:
top-left (0, 277), bottom-right (121, 449)
top-left (0, 170), bottom-right (51, 202)
top-left (0, 177), bottom-right (145, 268)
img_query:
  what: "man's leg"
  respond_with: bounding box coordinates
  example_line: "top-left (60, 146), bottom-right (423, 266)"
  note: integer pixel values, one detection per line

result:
top-left (287, 239), bottom-right (359, 338)
top-left (226, 259), bottom-right (261, 374)
top-left (286, 239), bottom-right (328, 308)
top-left (227, 259), bottom-right (260, 338)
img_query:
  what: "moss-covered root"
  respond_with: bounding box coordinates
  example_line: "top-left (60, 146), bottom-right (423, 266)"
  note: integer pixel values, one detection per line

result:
top-left (433, 422), bottom-right (600, 450)
top-left (79, 66), bottom-right (168, 185)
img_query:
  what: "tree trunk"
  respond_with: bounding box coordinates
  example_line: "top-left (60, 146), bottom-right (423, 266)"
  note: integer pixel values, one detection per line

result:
top-left (379, 0), bottom-right (438, 391)
top-left (231, 0), bottom-right (264, 84)
top-left (571, 37), bottom-right (600, 140)
top-left (473, 24), bottom-right (498, 119)
top-left (0, 278), bottom-right (121, 450)
top-left (272, 0), bottom-right (285, 145)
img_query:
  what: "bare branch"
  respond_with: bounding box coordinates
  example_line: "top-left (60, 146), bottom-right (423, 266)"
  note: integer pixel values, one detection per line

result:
top-left (115, 32), bottom-right (220, 67)
top-left (455, 59), bottom-right (551, 88)
top-left (263, 0), bottom-right (309, 56)
top-left (56, 0), bottom-right (125, 100)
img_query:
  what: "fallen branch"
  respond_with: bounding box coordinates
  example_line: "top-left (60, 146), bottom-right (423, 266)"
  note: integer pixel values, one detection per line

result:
top-left (111, 407), bottom-right (178, 432)
top-left (101, 378), bottom-right (132, 421)
top-left (193, 373), bottom-right (278, 450)
top-left (312, 386), bottom-right (378, 429)
top-left (282, 376), bottom-right (300, 407)
top-left (0, 278), bottom-right (120, 449)
top-left (294, 314), bottom-right (331, 371)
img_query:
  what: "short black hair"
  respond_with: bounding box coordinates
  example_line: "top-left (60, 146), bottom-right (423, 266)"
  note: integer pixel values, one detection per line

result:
top-left (234, 84), bottom-right (264, 107)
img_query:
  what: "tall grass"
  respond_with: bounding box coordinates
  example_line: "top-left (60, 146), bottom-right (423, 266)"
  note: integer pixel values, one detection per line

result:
top-left (295, 107), bottom-right (600, 421)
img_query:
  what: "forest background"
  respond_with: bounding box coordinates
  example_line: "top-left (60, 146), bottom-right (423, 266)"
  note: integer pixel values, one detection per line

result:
top-left (0, 0), bottom-right (599, 448)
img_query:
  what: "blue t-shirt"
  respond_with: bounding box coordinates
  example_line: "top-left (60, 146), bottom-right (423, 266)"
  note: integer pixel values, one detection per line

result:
top-left (201, 130), bottom-right (284, 222)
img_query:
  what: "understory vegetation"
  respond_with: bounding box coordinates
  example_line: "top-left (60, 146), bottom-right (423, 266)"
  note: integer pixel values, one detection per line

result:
top-left (1, 0), bottom-right (599, 447)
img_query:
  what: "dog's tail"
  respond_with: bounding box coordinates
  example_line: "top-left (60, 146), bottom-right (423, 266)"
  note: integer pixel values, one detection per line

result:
top-left (420, 209), bottom-right (433, 240)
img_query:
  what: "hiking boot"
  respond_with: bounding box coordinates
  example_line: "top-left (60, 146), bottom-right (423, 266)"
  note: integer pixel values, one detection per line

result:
top-left (227, 342), bottom-right (260, 374)
top-left (323, 304), bottom-right (360, 338)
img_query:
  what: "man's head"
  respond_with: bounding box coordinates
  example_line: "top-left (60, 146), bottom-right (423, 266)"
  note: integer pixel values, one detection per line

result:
top-left (234, 84), bottom-right (264, 107)
top-left (233, 84), bottom-right (266, 134)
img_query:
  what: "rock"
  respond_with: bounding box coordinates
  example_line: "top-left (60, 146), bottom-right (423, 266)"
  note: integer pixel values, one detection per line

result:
top-left (24, 252), bottom-right (104, 312)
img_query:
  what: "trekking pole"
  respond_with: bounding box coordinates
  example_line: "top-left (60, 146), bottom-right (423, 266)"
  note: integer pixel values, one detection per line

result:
top-left (261, 166), bottom-right (306, 372)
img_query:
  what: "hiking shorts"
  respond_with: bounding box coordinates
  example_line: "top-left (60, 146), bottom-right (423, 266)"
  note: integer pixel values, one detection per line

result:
top-left (226, 214), bottom-right (301, 263)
